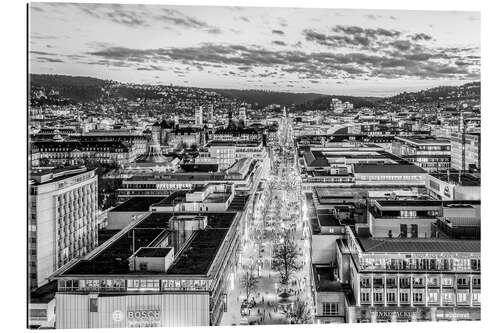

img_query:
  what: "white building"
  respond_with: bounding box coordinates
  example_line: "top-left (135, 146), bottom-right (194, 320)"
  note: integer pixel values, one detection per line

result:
top-left (29, 167), bottom-right (98, 289)
top-left (194, 106), bottom-right (203, 126)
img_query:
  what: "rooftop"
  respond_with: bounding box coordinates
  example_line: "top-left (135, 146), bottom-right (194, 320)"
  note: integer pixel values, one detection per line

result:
top-left (316, 210), bottom-right (342, 227)
top-left (430, 172), bottom-right (481, 186)
top-left (180, 163), bottom-right (219, 173)
top-left (30, 166), bottom-right (92, 185)
top-left (110, 196), bottom-right (167, 212)
top-left (61, 212), bottom-right (238, 277)
top-left (353, 163), bottom-right (426, 174)
top-left (313, 265), bottom-right (347, 293)
top-left (207, 140), bottom-right (261, 147)
top-left (396, 136), bottom-right (450, 145)
top-left (30, 281), bottom-right (57, 304)
top-left (357, 237), bottom-right (480, 253)
top-left (376, 199), bottom-right (480, 207)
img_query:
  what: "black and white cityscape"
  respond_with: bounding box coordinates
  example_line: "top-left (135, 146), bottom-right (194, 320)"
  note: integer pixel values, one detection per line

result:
top-left (28, 3), bottom-right (481, 329)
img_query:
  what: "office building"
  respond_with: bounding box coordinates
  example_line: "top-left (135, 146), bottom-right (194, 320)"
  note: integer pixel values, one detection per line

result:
top-left (340, 226), bottom-right (480, 323)
top-left (29, 167), bottom-right (98, 289)
top-left (52, 196), bottom-right (250, 328)
top-left (450, 132), bottom-right (480, 171)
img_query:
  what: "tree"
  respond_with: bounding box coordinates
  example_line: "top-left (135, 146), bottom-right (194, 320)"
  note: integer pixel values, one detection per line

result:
top-left (288, 299), bottom-right (312, 324)
top-left (240, 267), bottom-right (259, 301)
top-left (271, 238), bottom-right (302, 286)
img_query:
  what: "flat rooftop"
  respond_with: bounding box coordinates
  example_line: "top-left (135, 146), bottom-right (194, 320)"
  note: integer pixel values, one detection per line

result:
top-left (354, 163), bottom-right (426, 174)
top-left (110, 196), bottom-right (167, 212)
top-left (313, 265), bottom-right (346, 293)
top-left (376, 199), bottom-right (480, 207)
top-left (207, 140), bottom-right (261, 147)
top-left (358, 237), bottom-right (480, 253)
top-left (30, 166), bottom-right (91, 185)
top-left (316, 210), bottom-right (342, 227)
top-left (397, 136), bottom-right (450, 145)
top-left (61, 212), bottom-right (238, 277)
top-left (430, 172), bottom-right (481, 186)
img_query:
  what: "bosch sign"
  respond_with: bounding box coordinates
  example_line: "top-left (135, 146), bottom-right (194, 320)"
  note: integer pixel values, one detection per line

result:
top-left (127, 309), bottom-right (160, 321)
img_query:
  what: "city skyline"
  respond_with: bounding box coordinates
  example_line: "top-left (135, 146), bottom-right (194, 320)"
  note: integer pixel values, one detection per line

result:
top-left (29, 3), bottom-right (480, 96)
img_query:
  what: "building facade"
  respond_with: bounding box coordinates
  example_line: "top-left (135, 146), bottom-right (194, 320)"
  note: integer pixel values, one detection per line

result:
top-left (29, 167), bottom-right (98, 289)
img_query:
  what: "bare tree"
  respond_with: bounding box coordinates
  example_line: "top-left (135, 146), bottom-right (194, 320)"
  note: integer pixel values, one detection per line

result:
top-left (240, 268), bottom-right (259, 301)
top-left (272, 238), bottom-right (302, 286)
top-left (288, 298), bottom-right (312, 324)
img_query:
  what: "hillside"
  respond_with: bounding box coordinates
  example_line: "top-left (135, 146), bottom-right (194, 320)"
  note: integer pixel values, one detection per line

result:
top-left (29, 74), bottom-right (480, 109)
top-left (30, 74), bottom-right (110, 104)
top-left (387, 82), bottom-right (480, 104)
top-left (208, 88), bottom-right (326, 107)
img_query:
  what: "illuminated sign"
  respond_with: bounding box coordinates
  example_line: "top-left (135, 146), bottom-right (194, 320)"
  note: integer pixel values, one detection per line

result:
top-left (156, 183), bottom-right (192, 190)
top-left (127, 309), bottom-right (161, 327)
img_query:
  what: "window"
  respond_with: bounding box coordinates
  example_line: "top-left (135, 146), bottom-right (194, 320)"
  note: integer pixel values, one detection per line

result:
top-left (472, 277), bottom-right (481, 287)
top-left (428, 292), bottom-right (439, 303)
top-left (373, 278), bottom-right (384, 288)
top-left (400, 224), bottom-right (407, 238)
top-left (399, 277), bottom-right (411, 288)
top-left (386, 277), bottom-right (397, 288)
top-left (442, 292), bottom-right (454, 303)
top-left (360, 292), bottom-right (370, 303)
top-left (442, 277), bottom-right (453, 287)
top-left (360, 277), bottom-right (371, 288)
top-left (400, 292), bottom-right (409, 303)
top-left (89, 298), bottom-right (98, 312)
top-left (30, 309), bottom-right (47, 319)
top-left (472, 293), bottom-right (480, 303)
top-left (387, 292), bottom-right (396, 303)
top-left (413, 292), bottom-right (424, 303)
top-left (322, 303), bottom-right (339, 316)
top-left (411, 224), bottom-right (418, 238)
top-left (457, 292), bottom-right (468, 303)
top-left (373, 292), bottom-right (383, 303)
top-left (457, 277), bottom-right (469, 287)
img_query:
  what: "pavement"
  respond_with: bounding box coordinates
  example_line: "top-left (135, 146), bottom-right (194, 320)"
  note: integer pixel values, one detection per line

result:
top-left (220, 123), bottom-right (313, 326)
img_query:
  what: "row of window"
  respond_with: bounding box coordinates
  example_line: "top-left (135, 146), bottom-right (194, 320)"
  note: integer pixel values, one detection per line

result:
top-left (360, 275), bottom-right (480, 288)
top-left (359, 258), bottom-right (481, 272)
top-left (360, 291), bottom-right (480, 305)
top-left (58, 278), bottom-right (211, 292)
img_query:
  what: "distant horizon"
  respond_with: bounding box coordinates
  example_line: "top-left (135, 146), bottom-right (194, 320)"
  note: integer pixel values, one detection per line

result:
top-left (30, 72), bottom-right (480, 99)
top-left (29, 4), bottom-right (480, 97)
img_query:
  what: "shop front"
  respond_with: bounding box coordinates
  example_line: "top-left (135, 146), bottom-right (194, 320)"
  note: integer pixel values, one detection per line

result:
top-left (346, 306), bottom-right (480, 323)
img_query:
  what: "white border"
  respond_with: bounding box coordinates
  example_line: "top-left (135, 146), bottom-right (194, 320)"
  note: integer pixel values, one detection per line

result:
top-left (1, 1), bottom-right (499, 333)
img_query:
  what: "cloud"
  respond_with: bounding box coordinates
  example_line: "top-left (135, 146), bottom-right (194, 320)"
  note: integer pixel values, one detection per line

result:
top-left (304, 26), bottom-right (402, 49)
top-left (51, 3), bottom-right (222, 32)
top-left (86, 42), bottom-right (479, 81)
top-left (137, 65), bottom-right (165, 71)
top-left (272, 29), bottom-right (285, 35)
top-left (272, 40), bottom-right (287, 46)
top-left (35, 57), bottom-right (64, 63)
top-left (410, 33), bottom-right (433, 41)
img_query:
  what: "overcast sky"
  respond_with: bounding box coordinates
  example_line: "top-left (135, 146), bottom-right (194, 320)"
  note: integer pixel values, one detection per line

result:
top-left (29, 3), bottom-right (480, 96)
